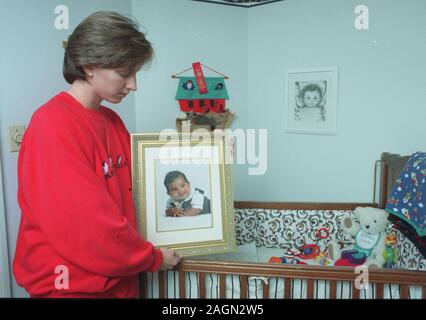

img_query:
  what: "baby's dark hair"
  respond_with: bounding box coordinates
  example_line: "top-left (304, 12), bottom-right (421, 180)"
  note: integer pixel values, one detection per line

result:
top-left (301, 83), bottom-right (323, 99)
top-left (164, 171), bottom-right (189, 192)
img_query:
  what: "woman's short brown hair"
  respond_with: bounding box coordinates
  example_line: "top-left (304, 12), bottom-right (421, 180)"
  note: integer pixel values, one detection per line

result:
top-left (63, 11), bottom-right (153, 84)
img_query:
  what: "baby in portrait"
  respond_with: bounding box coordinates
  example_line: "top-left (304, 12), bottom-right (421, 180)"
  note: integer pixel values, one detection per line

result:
top-left (294, 83), bottom-right (326, 122)
top-left (164, 170), bottom-right (211, 217)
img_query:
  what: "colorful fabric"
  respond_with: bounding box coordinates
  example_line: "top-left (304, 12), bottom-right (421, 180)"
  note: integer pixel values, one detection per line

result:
top-left (389, 215), bottom-right (426, 259)
top-left (192, 62), bottom-right (208, 94)
top-left (385, 151), bottom-right (426, 237)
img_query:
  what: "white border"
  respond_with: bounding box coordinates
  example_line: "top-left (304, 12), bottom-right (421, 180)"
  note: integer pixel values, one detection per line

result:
top-left (144, 145), bottom-right (223, 247)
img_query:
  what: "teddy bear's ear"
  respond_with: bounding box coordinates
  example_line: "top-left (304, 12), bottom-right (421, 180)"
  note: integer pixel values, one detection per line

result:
top-left (353, 207), bottom-right (362, 220)
top-left (375, 208), bottom-right (389, 220)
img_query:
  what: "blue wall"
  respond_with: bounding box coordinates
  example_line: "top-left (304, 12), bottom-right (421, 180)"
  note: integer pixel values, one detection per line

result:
top-left (246, 0), bottom-right (426, 202)
top-left (132, 0), bottom-right (250, 198)
top-left (132, 0), bottom-right (426, 203)
top-left (132, 0), bottom-right (248, 131)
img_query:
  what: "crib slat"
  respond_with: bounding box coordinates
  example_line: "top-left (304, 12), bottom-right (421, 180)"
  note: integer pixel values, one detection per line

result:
top-left (179, 272), bottom-right (185, 299)
top-left (423, 286), bottom-right (426, 299)
top-left (159, 271), bottom-right (166, 299)
top-left (139, 273), bottom-right (147, 299)
top-left (375, 283), bottom-right (384, 299)
top-left (263, 280), bottom-right (269, 299)
top-left (352, 283), bottom-right (360, 299)
top-left (400, 284), bottom-right (409, 299)
top-left (284, 278), bottom-right (291, 299)
top-left (219, 274), bottom-right (227, 298)
top-left (240, 275), bottom-right (248, 298)
top-left (330, 280), bottom-right (336, 299)
top-left (306, 279), bottom-right (314, 299)
top-left (199, 273), bottom-right (206, 299)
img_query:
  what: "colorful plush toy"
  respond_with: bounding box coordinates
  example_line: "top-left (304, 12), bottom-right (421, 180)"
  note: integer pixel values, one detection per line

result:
top-left (314, 251), bottom-right (333, 266)
top-left (383, 232), bottom-right (398, 268)
top-left (327, 207), bottom-right (390, 268)
top-left (268, 256), bottom-right (307, 265)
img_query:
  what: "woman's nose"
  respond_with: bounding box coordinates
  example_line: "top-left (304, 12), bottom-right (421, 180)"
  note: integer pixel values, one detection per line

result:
top-left (126, 75), bottom-right (137, 91)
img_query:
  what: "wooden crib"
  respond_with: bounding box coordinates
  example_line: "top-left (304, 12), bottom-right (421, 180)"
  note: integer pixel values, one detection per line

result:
top-left (140, 153), bottom-right (426, 299)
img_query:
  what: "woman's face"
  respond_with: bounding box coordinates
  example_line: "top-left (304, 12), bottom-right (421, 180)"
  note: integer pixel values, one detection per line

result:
top-left (167, 176), bottom-right (191, 201)
top-left (87, 65), bottom-right (141, 104)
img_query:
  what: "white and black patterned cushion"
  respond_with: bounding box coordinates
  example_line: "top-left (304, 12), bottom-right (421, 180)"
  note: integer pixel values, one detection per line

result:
top-left (234, 208), bottom-right (426, 271)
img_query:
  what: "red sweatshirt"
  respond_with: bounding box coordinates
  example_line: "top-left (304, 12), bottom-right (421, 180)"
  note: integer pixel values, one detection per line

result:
top-left (13, 92), bottom-right (163, 298)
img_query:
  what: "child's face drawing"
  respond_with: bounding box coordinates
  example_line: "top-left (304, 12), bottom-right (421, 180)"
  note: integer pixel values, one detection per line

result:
top-left (302, 90), bottom-right (321, 108)
top-left (167, 176), bottom-right (191, 201)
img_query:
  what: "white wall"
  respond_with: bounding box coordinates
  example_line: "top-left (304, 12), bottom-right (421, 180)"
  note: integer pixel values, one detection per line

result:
top-left (132, 0), bottom-right (249, 197)
top-left (0, 0), bottom-right (134, 298)
top-left (245, 0), bottom-right (426, 202)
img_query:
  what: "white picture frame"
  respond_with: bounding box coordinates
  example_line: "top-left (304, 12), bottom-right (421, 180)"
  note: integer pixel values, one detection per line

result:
top-left (285, 66), bottom-right (339, 135)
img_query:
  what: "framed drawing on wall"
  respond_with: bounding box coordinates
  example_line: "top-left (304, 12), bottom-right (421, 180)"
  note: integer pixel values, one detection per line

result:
top-left (285, 66), bottom-right (339, 135)
top-left (131, 132), bottom-right (236, 257)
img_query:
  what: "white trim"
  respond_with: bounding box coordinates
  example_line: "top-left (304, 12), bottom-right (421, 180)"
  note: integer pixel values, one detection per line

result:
top-left (0, 156), bottom-right (11, 297)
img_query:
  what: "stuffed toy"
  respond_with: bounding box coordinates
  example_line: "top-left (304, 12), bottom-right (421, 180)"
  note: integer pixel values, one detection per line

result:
top-left (383, 232), bottom-right (398, 268)
top-left (327, 207), bottom-right (389, 268)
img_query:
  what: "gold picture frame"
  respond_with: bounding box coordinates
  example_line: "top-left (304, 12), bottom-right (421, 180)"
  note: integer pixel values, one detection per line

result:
top-left (131, 132), bottom-right (236, 257)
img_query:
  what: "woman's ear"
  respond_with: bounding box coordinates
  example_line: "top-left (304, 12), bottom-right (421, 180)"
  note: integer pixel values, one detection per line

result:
top-left (82, 66), bottom-right (94, 78)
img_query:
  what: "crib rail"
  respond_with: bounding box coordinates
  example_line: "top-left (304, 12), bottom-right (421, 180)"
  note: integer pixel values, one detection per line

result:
top-left (140, 151), bottom-right (423, 300)
top-left (141, 260), bottom-right (426, 299)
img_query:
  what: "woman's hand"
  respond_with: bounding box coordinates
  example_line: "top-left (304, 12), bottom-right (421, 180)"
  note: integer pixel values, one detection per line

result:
top-left (159, 248), bottom-right (182, 270)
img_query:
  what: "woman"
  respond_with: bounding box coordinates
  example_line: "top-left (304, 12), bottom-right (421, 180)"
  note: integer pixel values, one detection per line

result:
top-left (13, 11), bottom-right (180, 298)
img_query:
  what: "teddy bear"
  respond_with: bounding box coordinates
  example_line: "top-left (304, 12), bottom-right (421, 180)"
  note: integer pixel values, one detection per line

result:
top-left (327, 207), bottom-right (390, 268)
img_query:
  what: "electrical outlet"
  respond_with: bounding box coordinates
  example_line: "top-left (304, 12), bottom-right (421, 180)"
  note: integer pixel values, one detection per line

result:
top-left (9, 125), bottom-right (25, 152)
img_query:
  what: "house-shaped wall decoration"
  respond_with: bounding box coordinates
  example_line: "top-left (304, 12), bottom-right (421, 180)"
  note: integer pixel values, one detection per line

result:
top-left (173, 62), bottom-right (234, 132)
top-left (175, 76), bottom-right (229, 113)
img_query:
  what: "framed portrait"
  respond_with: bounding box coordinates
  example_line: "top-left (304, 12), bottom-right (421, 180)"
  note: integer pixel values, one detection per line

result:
top-left (131, 132), bottom-right (236, 257)
top-left (285, 66), bottom-right (339, 135)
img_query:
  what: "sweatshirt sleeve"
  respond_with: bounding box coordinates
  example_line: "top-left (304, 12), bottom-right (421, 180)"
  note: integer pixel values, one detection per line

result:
top-left (18, 109), bottom-right (163, 277)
